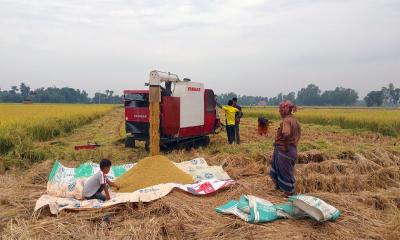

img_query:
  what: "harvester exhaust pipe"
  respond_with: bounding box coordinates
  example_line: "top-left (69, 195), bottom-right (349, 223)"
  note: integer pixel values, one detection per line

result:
top-left (148, 70), bottom-right (180, 156)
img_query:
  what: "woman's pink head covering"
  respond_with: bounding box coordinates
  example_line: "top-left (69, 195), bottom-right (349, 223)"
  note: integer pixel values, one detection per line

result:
top-left (279, 100), bottom-right (297, 116)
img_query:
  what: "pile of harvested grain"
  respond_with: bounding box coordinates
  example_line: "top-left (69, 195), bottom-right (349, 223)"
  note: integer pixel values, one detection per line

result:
top-left (115, 155), bottom-right (194, 192)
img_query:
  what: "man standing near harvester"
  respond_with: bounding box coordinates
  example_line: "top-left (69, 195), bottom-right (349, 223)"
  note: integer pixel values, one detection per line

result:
top-left (269, 100), bottom-right (301, 196)
top-left (232, 97), bottom-right (243, 144)
top-left (217, 100), bottom-right (240, 144)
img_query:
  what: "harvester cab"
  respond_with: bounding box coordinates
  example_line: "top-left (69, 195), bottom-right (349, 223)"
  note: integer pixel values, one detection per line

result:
top-left (124, 71), bottom-right (219, 150)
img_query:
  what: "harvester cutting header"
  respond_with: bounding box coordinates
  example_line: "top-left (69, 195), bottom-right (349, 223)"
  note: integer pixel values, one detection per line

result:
top-left (124, 70), bottom-right (219, 152)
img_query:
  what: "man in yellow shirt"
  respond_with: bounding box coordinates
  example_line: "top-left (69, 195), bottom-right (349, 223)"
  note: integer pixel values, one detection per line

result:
top-left (217, 100), bottom-right (240, 144)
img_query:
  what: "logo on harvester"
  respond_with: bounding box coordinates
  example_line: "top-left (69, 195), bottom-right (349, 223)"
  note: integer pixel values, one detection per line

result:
top-left (188, 87), bottom-right (201, 92)
top-left (134, 114), bottom-right (147, 118)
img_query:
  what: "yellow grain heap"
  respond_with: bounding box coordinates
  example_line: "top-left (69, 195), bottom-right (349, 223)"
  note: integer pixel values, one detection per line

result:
top-left (115, 155), bottom-right (195, 193)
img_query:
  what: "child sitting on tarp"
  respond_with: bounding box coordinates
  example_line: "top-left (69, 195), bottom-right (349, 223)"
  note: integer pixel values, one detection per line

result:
top-left (83, 159), bottom-right (119, 201)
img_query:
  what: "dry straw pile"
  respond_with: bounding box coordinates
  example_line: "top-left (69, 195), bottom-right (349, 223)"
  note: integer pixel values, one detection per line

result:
top-left (2, 152), bottom-right (399, 239)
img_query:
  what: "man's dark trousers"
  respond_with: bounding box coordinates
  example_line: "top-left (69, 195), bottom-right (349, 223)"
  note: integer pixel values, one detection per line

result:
top-left (235, 124), bottom-right (240, 144)
top-left (226, 125), bottom-right (235, 144)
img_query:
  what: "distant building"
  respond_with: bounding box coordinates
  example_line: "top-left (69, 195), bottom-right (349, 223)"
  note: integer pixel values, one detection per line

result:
top-left (257, 100), bottom-right (267, 106)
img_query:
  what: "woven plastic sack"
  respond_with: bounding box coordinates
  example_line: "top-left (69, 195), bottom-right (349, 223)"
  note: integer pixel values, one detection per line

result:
top-left (47, 161), bottom-right (134, 199)
top-left (289, 195), bottom-right (340, 222)
top-left (215, 195), bottom-right (279, 223)
top-left (173, 157), bottom-right (231, 182)
top-left (275, 203), bottom-right (308, 219)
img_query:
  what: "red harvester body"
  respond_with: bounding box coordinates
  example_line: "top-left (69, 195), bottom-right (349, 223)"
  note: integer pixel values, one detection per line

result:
top-left (123, 74), bottom-right (220, 150)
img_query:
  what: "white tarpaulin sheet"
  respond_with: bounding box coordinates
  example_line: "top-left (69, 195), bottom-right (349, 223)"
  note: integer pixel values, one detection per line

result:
top-left (35, 157), bottom-right (235, 214)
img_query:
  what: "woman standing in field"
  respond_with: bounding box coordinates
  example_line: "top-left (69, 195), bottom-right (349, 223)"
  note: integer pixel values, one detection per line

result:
top-left (270, 100), bottom-right (301, 195)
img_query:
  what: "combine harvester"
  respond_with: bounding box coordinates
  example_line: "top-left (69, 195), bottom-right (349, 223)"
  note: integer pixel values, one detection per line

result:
top-left (124, 70), bottom-right (220, 150)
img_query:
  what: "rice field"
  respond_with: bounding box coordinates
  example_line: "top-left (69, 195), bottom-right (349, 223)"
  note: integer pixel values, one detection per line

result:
top-left (243, 107), bottom-right (400, 136)
top-left (0, 104), bottom-right (116, 128)
top-left (0, 103), bottom-right (116, 157)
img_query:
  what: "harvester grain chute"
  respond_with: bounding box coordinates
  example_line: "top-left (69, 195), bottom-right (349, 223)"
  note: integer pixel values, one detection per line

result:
top-left (124, 70), bottom-right (220, 151)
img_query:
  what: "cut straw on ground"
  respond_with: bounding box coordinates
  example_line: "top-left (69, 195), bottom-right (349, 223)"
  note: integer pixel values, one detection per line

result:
top-left (1, 108), bottom-right (399, 239)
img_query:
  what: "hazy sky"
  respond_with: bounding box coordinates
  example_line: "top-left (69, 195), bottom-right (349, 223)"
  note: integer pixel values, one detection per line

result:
top-left (1, 0), bottom-right (399, 97)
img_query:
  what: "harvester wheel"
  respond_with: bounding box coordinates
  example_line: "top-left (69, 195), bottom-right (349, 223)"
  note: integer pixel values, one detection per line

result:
top-left (160, 142), bottom-right (174, 152)
top-left (202, 136), bottom-right (210, 147)
top-left (125, 137), bottom-right (135, 148)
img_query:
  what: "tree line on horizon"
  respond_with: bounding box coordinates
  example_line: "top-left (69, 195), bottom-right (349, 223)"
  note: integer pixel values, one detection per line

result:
top-left (217, 83), bottom-right (400, 107)
top-left (0, 82), bottom-right (399, 107)
top-left (0, 83), bottom-right (121, 104)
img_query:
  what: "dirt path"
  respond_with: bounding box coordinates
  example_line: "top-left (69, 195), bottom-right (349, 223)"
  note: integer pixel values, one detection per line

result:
top-left (1, 109), bottom-right (399, 239)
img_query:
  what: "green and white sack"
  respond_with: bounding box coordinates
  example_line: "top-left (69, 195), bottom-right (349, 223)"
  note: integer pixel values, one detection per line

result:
top-left (216, 195), bottom-right (340, 224)
top-left (215, 195), bottom-right (279, 223)
top-left (289, 195), bottom-right (340, 222)
top-left (275, 202), bottom-right (308, 219)
top-left (47, 160), bottom-right (134, 199)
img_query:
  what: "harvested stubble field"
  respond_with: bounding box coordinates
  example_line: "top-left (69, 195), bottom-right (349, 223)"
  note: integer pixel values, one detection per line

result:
top-left (1, 106), bottom-right (400, 239)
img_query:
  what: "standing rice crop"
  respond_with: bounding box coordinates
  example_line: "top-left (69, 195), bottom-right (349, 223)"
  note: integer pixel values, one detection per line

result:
top-left (0, 104), bottom-right (116, 166)
top-left (243, 107), bottom-right (400, 136)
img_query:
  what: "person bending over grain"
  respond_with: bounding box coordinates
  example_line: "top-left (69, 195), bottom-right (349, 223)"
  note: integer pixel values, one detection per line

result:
top-left (83, 159), bottom-right (119, 201)
top-left (258, 116), bottom-right (270, 136)
top-left (269, 100), bottom-right (301, 196)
